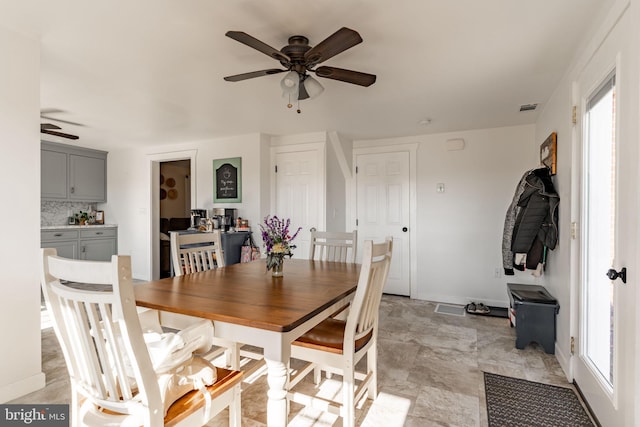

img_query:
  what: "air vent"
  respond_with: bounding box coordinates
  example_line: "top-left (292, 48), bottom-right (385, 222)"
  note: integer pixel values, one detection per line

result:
top-left (519, 103), bottom-right (538, 112)
top-left (434, 303), bottom-right (466, 316)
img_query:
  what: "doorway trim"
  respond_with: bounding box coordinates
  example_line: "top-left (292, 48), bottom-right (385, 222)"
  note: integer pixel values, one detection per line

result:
top-left (148, 149), bottom-right (197, 280)
top-left (352, 143), bottom-right (418, 297)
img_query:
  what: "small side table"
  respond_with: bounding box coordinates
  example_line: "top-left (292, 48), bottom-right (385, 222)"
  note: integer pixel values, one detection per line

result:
top-left (507, 283), bottom-right (560, 354)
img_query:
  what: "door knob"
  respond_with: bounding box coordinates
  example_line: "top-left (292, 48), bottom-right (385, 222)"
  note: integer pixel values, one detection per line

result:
top-left (402, 227), bottom-right (408, 232)
top-left (310, 227), bottom-right (316, 232)
top-left (606, 267), bottom-right (626, 284)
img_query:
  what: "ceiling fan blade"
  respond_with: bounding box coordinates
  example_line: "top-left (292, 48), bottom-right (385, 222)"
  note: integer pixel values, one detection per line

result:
top-left (226, 31), bottom-right (290, 63)
top-left (40, 115), bottom-right (85, 127)
top-left (41, 123), bottom-right (62, 130)
top-left (224, 68), bottom-right (287, 82)
top-left (304, 27), bottom-right (362, 67)
top-left (314, 66), bottom-right (376, 87)
top-left (41, 129), bottom-right (79, 140)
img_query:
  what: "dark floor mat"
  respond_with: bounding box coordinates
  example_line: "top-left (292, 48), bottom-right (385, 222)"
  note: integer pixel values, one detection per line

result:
top-left (465, 304), bottom-right (509, 318)
top-left (484, 372), bottom-right (595, 426)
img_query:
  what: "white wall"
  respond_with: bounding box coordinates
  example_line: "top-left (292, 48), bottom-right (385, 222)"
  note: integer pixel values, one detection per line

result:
top-left (326, 137), bottom-right (346, 232)
top-left (103, 134), bottom-right (265, 279)
top-left (356, 125), bottom-right (538, 306)
top-left (534, 71), bottom-right (575, 371)
top-left (0, 27), bottom-right (45, 402)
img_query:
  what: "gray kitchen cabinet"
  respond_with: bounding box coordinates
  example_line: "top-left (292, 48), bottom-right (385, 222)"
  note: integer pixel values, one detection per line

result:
top-left (41, 227), bottom-right (117, 261)
top-left (42, 238), bottom-right (79, 259)
top-left (41, 149), bottom-right (68, 199)
top-left (41, 141), bottom-right (107, 202)
top-left (79, 228), bottom-right (117, 261)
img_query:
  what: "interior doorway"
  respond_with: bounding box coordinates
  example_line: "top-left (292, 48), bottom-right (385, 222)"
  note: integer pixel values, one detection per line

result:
top-left (148, 149), bottom-right (197, 281)
top-left (159, 160), bottom-right (191, 278)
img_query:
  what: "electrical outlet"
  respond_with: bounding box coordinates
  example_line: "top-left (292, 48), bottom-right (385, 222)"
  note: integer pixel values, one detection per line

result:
top-left (494, 268), bottom-right (502, 278)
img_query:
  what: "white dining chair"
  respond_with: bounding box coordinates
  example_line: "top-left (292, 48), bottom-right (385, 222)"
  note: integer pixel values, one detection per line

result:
top-left (169, 231), bottom-right (263, 371)
top-left (170, 230), bottom-right (225, 275)
top-left (40, 248), bottom-right (243, 427)
top-left (307, 229), bottom-right (359, 384)
top-left (309, 229), bottom-right (358, 263)
top-left (287, 238), bottom-right (393, 427)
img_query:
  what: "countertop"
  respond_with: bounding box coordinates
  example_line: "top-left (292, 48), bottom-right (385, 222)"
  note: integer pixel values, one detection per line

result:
top-left (41, 224), bottom-right (118, 230)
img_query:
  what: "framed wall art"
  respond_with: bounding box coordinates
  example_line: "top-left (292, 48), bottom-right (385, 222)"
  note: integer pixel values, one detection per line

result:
top-left (213, 157), bottom-right (242, 203)
top-left (95, 211), bottom-right (105, 225)
top-left (540, 132), bottom-right (557, 175)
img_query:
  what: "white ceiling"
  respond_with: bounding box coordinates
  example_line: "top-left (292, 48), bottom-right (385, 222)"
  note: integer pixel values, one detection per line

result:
top-left (1, 0), bottom-right (613, 150)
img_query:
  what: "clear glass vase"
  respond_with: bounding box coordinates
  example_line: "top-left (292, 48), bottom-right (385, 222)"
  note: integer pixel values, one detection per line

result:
top-left (271, 256), bottom-right (284, 277)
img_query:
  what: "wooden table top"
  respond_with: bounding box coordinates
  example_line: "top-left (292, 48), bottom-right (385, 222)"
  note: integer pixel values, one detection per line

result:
top-left (134, 259), bottom-right (360, 332)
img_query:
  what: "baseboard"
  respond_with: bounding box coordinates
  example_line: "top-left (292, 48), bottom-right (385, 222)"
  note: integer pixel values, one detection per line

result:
top-left (413, 292), bottom-right (509, 309)
top-left (0, 372), bottom-right (46, 404)
top-left (554, 342), bottom-right (573, 382)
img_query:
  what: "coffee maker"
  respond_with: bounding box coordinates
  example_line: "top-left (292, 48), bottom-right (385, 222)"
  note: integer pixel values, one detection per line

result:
top-left (190, 209), bottom-right (208, 229)
top-left (213, 208), bottom-right (237, 232)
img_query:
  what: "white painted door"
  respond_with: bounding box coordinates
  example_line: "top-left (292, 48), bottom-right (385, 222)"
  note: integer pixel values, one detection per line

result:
top-left (273, 146), bottom-right (324, 259)
top-left (356, 151), bottom-right (410, 295)
top-left (573, 10), bottom-right (635, 425)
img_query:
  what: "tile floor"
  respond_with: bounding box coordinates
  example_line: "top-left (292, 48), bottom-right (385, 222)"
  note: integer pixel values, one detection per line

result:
top-left (11, 295), bottom-right (571, 426)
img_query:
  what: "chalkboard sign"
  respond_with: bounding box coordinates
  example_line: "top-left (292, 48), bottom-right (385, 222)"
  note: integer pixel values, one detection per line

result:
top-left (213, 157), bottom-right (242, 203)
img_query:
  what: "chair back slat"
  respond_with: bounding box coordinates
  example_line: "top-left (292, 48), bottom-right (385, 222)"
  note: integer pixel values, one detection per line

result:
top-left (170, 231), bottom-right (225, 276)
top-left (309, 230), bottom-right (358, 263)
top-left (345, 238), bottom-right (393, 346)
top-left (41, 248), bottom-right (163, 424)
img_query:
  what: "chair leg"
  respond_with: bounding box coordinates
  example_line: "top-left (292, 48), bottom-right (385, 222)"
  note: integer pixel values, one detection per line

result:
top-left (313, 366), bottom-right (321, 384)
top-left (367, 344), bottom-right (378, 399)
top-left (229, 384), bottom-right (242, 427)
top-left (342, 364), bottom-right (356, 427)
top-left (71, 387), bottom-right (80, 427)
top-left (221, 341), bottom-right (242, 370)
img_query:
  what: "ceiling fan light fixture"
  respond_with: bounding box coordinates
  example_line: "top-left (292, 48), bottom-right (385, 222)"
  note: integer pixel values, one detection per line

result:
top-left (303, 75), bottom-right (324, 99)
top-left (225, 28), bottom-right (376, 113)
top-left (280, 71), bottom-right (300, 108)
top-left (281, 71), bottom-right (299, 91)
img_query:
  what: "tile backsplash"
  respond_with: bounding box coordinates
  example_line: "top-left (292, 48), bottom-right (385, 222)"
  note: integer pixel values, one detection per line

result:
top-left (41, 201), bottom-right (99, 226)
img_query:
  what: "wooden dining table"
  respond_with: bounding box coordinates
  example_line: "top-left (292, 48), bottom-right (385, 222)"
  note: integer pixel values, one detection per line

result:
top-left (134, 258), bottom-right (360, 427)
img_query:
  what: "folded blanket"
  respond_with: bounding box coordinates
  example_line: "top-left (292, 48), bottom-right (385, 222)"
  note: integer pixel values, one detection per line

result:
top-left (144, 319), bottom-right (214, 373)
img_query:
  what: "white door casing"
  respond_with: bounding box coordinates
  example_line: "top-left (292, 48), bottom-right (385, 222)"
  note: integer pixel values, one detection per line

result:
top-left (148, 150), bottom-right (197, 280)
top-left (353, 144), bottom-right (417, 296)
top-left (572, 5), bottom-right (636, 424)
top-left (271, 143), bottom-right (325, 259)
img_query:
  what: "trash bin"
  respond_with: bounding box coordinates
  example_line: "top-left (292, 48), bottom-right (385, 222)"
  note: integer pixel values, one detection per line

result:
top-left (507, 283), bottom-right (560, 354)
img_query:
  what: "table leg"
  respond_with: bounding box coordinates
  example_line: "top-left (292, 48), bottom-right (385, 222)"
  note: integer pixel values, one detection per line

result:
top-left (265, 357), bottom-right (289, 427)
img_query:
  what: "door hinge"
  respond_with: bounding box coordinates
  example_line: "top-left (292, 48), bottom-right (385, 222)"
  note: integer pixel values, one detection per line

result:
top-left (355, 166), bottom-right (358, 174)
top-left (275, 165), bottom-right (278, 173)
top-left (571, 222), bottom-right (578, 240)
top-left (356, 219), bottom-right (358, 226)
top-left (570, 336), bottom-right (575, 355)
top-left (572, 106), bottom-right (577, 125)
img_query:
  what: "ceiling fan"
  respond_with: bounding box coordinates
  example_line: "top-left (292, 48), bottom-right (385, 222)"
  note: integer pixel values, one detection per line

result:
top-left (224, 27), bottom-right (376, 108)
top-left (40, 123), bottom-right (79, 140)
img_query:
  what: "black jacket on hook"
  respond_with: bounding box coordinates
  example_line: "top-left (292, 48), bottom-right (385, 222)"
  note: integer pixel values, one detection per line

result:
top-left (502, 167), bottom-right (559, 275)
